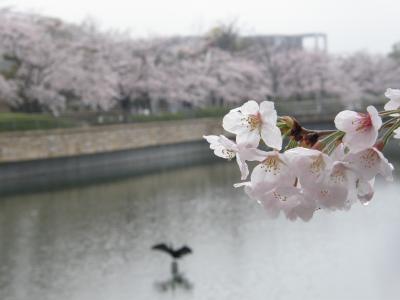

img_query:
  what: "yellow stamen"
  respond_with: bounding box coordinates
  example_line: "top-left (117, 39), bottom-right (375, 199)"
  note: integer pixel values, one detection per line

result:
top-left (310, 155), bottom-right (326, 175)
top-left (242, 113), bottom-right (262, 131)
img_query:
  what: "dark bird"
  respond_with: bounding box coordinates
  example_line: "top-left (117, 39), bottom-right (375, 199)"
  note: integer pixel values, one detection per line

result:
top-left (152, 243), bottom-right (192, 259)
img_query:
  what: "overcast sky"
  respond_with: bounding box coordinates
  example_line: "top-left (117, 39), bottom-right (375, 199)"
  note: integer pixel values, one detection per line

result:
top-left (1, 0), bottom-right (399, 54)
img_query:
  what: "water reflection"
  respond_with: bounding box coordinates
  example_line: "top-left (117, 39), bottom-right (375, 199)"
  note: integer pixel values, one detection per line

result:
top-left (152, 244), bottom-right (194, 293)
top-left (0, 160), bottom-right (400, 300)
top-left (154, 261), bottom-right (193, 293)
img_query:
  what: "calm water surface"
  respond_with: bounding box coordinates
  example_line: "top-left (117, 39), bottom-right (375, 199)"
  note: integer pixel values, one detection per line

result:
top-left (1, 161), bottom-right (400, 300)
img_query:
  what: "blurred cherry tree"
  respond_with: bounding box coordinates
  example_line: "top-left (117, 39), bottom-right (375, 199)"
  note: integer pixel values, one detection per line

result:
top-left (1, 9), bottom-right (399, 115)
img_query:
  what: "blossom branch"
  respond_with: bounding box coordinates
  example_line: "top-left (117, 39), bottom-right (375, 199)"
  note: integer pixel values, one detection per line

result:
top-left (205, 88), bottom-right (399, 221)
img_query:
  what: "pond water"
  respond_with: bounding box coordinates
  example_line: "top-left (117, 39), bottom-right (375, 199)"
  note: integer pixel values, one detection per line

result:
top-left (1, 160), bottom-right (400, 300)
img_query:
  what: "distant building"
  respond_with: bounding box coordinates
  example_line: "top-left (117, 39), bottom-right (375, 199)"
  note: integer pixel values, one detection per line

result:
top-left (242, 33), bottom-right (328, 52)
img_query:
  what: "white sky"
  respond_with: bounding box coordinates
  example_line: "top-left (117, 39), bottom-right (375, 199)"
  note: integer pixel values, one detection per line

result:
top-left (1, 0), bottom-right (399, 54)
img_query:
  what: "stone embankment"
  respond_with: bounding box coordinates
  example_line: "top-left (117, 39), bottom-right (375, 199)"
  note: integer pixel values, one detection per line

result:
top-left (0, 118), bottom-right (223, 162)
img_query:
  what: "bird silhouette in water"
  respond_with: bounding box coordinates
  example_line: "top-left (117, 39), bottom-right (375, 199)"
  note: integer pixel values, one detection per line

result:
top-left (152, 243), bottom-right (192, 259)
top-left (152, 243), bottom-right (193, 292)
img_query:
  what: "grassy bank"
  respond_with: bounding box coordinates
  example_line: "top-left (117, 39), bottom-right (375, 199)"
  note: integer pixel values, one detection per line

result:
top-left (0, 99), bottom-right (363, 132)
top-left (0, 107), bottom-right (230, 132)
top-left (0, 113), bottom-right (78, 132)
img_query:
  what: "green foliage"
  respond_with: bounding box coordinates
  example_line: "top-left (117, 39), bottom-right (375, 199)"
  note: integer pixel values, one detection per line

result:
top-left (0, 54), bottom-right (20, 79)
top-left (127, 107), bottom-right (230, 123)
top-left (127, 112), bottom-right (186, 122)
top-left (0, 113), bottom-right (78, 132)
top-left (206, 21), bottom-right (244, 52)
top-left (0, 107), bottom-right (231, 132)
top-left (191, 106), bottom-right (230, 118)
top-left (389, 42), bottom-right (400, 61)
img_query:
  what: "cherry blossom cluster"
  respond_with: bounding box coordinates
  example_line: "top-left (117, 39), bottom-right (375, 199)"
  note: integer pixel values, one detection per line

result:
top-left (204, 88), bottom-right (400, 221)
top-left (2, 10), bottom-right (400, 115)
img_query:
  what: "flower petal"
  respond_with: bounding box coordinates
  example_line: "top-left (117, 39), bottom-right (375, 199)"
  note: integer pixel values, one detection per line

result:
top-left (384, 99), bottom-right (399, 111)
top-left (261, 186), bottom-right (315, 221)
top-left (383, 88), bottom-right (400, 112)
top-left (259, 101), bottom-right (277, 124)
top-left (234, 181), bottom-right (267, 200)
top-left (345, 148), bottom-right (392, 181)
top-left (285, 147), bottom-right (332, 187)
top-left (330, 143), bottom-right (346, 161)
top-left (239, 147), bottom-right (268, 162)
top-left (241, 100), bottom-right (259, 115)
top-left (342, 128), bottom-right (378, 153)
top-left (251, 152), bottom-right (295, 190)
top-left (394, 128), bottom-right (400, 139)
top-left (213, 146), bottom-right (234, 159)
top-left (367, 106), bottom-right (382, 130)
top-left (236, 129), bottom-right (260, 147)
top-left (385, 88), bottom-right (400, 102)
top-left (260, 123), bottom-right (282, 150)
top-left (334, 110), bottom-right (360, 132)
top-left (376, 150), bottom-right (394, 181)
top-left (222, 109), bottom-right (244, 134)
top-left (357, 178), bottom-right (375, 205)
top-left (203, 135), bottom-right (219, 149)
top-left (218, 135), bottom-right (237, 150)
top-left (236, 153), bottom-right (249, 180)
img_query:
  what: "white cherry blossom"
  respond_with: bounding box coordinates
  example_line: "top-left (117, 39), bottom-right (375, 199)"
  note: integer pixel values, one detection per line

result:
top-left (384, 88), bottom-right (400, 111)
top-left (222, 100), bottom-right (282, 150)
top-left (344, 147), bottom-right (394, 181)
top-left (205, 87), bottom-right (400, 221)
top-left (204, 135), bottom-right (267, 180)
top-left (250, 151), bottom-right (295, 191)
top-left (244, 150), bottom-right (317, 220)
top-left (235, 179), bottom-right (316, 221)
top-left (334, 106), bottom-right (382, 153)
top-left (234, 180), bottom-right (270, 201)
top-left (303, 162), bottom-right (355, 210)
top-left (285, 147), bottom-right (333, 188)
top-left (330, 142), bottom-right (346, 161)
top-left (260, 186), bottom-right (316, 221)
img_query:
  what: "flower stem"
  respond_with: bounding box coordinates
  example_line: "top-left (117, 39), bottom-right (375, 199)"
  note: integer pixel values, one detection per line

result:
top-left (284, 138), bottom-right (298, 151)
top-left (382, 119), bottom-right (400, 146)
top-left (381, 117), bottom-right (397, 129)
top-left (379, 109), bottom-right (400, 117)
top-left (319, 131), bottom-right (344, 154)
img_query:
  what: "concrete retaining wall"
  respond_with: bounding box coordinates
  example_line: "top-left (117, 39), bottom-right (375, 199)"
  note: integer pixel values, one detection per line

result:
top-left (0, 119), bottom-right (225, 194)
top-left (0, 140), bottom-right (219, 195)
top-left (0, 118), bottom-right (223, 163)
